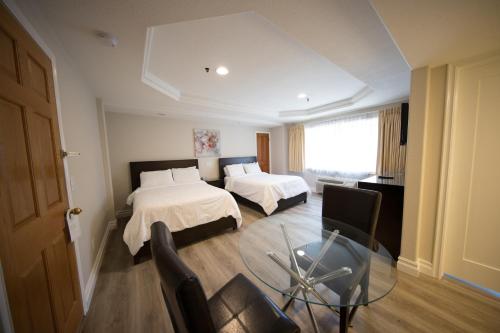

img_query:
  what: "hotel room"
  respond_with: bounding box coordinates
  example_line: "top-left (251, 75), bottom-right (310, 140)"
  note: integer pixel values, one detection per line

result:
top-left (0, 1), bottom-right (499, 332)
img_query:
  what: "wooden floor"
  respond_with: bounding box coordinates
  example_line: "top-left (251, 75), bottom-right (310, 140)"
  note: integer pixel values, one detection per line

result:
top-left (82, 194), bottom-right (500, 333)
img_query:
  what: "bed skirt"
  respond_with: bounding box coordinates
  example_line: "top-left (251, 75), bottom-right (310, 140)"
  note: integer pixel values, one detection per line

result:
top-left (230, 192), bottom-right (308, 216)
top-left (133, 215), bottom-right (238, 264)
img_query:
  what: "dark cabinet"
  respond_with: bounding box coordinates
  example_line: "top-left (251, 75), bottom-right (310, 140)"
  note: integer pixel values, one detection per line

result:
top-left (358, 175), bottom-right (404, 260)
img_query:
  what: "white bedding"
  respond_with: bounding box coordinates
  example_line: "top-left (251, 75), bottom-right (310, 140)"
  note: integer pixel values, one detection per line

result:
top-left (224, 172), bottom-right (310, 215)
top-left (123, 181), bottom-right (242, 255)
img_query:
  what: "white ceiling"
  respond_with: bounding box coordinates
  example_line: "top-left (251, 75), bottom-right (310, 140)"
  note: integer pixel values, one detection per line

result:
top-left (20, 0), bottom-right (412, 125)
top-left (146, 12), bottom-right (368, 114)
top-left (370, 0), bottom-right (500, 69)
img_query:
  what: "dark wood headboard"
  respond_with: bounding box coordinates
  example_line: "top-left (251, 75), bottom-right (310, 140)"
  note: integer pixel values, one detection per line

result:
top-left (129, 159), bottom-right (199, 191)
top-left (218, 156), bottom-right (257, 179)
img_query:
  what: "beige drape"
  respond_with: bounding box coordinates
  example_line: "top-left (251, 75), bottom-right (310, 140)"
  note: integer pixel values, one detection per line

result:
top-left (288, 124), bottom-right (305, 172)
top-left (377, 105), bottom-right (406, 175)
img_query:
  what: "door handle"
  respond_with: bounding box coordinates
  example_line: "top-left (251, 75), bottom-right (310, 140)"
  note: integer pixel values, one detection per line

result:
top-left (65, 208), bottom-right (82, 241)
top-left (68, 207), bottom-right (82, 218)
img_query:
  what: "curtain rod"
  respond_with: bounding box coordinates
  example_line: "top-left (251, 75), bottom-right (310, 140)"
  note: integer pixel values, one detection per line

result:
top-left (300, 100), bottom-right (407, 127)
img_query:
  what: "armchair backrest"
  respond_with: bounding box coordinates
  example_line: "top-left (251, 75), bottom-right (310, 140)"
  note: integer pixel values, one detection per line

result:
top-left (322, 185), bottom-right (382, 249)
top-left (150, 222), bottom-right (216, 333)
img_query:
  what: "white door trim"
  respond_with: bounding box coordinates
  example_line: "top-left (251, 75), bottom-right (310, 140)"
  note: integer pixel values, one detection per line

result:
top-left (432, 50), bottom-right (500, 279)
top-left (2, 0), bottom-right (87, 305)
top-left (432, 63), bottom-right (456, 278)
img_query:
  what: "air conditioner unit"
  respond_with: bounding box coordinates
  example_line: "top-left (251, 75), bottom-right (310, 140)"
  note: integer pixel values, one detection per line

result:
top-left (315, 176), bottom-right (356, 193)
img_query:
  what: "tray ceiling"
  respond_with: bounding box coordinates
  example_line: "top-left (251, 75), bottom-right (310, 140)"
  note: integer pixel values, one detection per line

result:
top-left (143, 12), bottom-right (369, 115)
top-left (23, 0), bottom-right (412, 125)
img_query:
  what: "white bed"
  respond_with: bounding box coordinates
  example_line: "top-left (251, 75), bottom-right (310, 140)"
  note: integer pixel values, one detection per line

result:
top-left (124, 181), bottom-right (242, 255)
top-left (224, 172), bottom-right (311, 215)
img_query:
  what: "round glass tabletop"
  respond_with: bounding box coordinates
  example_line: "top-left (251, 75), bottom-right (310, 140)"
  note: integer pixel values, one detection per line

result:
top-left (239, 213), bottom-right (397, 307)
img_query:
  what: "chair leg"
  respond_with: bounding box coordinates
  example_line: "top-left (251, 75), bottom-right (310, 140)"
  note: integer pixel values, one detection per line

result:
top-left (361, 272), bottom-right (369, 305)
top-left (348, 305), bottom-right (358, 326)
top-left (339, 306), bottom-right (349, 333)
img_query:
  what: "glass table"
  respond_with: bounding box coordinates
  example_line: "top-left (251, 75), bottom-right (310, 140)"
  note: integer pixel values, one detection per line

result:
top-left (239, 213), bottom-right (397, 333)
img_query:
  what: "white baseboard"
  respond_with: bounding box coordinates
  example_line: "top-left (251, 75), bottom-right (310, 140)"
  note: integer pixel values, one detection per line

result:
top-left (418, 259), bottom-right (434, 276)
top-left (397, 256), bottom-right (419, 276)
top-left (83, 220), bottom-right (117, 314)
top-left (397, 257), bottom-right (435, 277)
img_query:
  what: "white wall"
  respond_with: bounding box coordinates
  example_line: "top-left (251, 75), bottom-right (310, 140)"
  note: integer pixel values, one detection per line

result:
top-left (9, 0), bottom-right (113, 306)
top-left (106, 111), bottom-right (270, 211)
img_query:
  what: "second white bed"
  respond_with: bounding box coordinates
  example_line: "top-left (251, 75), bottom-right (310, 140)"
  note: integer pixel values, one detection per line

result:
top-left (224, 172), bottom-right (310, 215)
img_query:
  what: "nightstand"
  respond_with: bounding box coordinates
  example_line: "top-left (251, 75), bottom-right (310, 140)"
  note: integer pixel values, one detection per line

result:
top-left (206, 179), bottom-right (224, 188)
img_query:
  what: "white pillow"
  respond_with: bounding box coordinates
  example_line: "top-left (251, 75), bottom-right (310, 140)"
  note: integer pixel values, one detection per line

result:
top-left (172, 166), bottom-right (201, 183)
top-left (223, 166), bottom-right (229, 177)
top-left (140, 169), bottom-right (174, 188)
top-left (226, 164), bottom-right (245, 177)
top-left (243, 162), bottom-right (261, 174)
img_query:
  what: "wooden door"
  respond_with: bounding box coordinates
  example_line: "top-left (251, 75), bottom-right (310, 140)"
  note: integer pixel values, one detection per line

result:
top-left (0, 4), bottom-right (83, 333)
top-left (256, 133), bottom-right (270, 173)
top-left (443, 54), bottom-right (500, 292)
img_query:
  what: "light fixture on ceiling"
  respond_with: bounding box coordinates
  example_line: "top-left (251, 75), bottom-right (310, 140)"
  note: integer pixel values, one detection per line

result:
top-left (297, 93), bottom-right (310, 102)
top-left (95, 31), bottom-right (118, 47)
top-left (216, 66), bottom-right (229, 76)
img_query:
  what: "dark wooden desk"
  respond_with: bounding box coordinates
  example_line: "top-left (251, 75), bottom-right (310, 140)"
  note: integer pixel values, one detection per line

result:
top-left (358, 175), bottom-right (404, 260)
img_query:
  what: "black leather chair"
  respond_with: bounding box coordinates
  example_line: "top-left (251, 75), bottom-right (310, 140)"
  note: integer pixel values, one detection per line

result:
top-left (293, 185), bottom-right (382, 333)
top-left (150, 222), bottom-right (301, 333)
top-left (322, 184), bottom-right (382, 250)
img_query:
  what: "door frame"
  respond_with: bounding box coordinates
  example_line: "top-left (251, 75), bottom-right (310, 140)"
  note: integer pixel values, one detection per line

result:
top-left (432, 50), bottom-right (500, 279)
top-left (2, 0), bottom-right (86, 305)
top-left (256, 131), bottom-right (271, 172)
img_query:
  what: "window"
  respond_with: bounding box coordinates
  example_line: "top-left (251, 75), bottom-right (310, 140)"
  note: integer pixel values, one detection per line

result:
top-left (305, 113), bottom-right (378, 177)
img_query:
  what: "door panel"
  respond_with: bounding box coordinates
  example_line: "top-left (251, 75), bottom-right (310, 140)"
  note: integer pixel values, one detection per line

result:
top-left (21, 256), bottom-right (57, 333)
top-left (444, 55), bottom-right (500, 292)
top-left (256, 133), bottom-right (270, 173)
top-left (0, 3), bottom-right (83, 333)
top-left (49, 234), bottom-right (78, 320)
top-left (26, 54), bottom-right (49, 101)
top-left (0, 97), bottom-right (37, 225)
top-left (29, 111), bottom-right (62, 207)
top-left (462, 74), bottom-right (500, 270)
top-left (0, 27), bottom-right (20, 83)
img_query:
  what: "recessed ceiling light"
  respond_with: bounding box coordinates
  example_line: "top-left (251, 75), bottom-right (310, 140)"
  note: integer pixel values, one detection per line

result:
top-left (216, 66), bottom-right (229, 76)
top-left (297, 93), bottom-right (307, 99)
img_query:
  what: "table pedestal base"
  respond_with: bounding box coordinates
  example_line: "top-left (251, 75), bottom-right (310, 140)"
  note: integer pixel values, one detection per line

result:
top-left (267, 223), bottom-right (355, 333)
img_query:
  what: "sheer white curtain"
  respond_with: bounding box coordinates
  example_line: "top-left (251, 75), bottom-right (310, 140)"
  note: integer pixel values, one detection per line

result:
top-left (305, 113), bottom-right (378, 177)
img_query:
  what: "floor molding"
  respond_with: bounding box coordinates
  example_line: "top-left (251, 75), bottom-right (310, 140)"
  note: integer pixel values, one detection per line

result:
top-left (397, 257), bottom-right (435, 277)
top-left (83, 220), bottom-right (117, 314)
top-left (397, 256), bottom-right (419, 276)
top-left (418, 259), bottom-right (434, 276)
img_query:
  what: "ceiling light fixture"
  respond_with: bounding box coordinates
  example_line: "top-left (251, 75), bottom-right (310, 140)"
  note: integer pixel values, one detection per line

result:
top-left (297, 93), bottom-right (307, 99)
top-left (216, 66), bottom-right (229, 76)
top-left (95, 31), bottom-right (119, 47)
